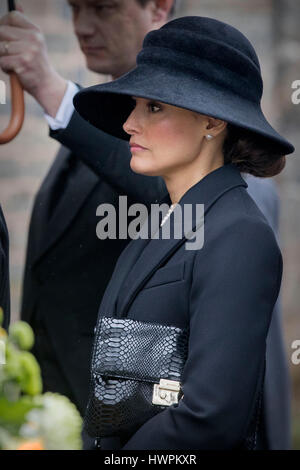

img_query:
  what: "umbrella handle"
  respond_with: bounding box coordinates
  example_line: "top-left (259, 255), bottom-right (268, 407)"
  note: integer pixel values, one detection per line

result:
top-left (0, 73), bottom-right (25, 145)
top-left (0, 0), bottom-right (25, 144)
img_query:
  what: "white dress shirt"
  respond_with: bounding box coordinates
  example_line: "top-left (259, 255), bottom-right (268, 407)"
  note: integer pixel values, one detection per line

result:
top-left (44, 80), bottom-right (79, 130)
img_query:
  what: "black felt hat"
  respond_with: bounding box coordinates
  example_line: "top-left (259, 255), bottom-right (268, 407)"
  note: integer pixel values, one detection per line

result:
top-left (73, 16), bottom-right (294, 155)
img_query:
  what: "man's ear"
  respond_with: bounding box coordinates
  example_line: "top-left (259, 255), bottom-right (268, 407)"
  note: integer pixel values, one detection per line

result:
top-left (151, 0), bottom-right (174, 24)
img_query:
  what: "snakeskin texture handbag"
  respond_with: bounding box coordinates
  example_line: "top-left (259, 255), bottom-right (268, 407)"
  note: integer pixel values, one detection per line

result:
top-left (84, 315), bottom-right (265, 449)
top-left (84, 316), bottom-right (189, 439)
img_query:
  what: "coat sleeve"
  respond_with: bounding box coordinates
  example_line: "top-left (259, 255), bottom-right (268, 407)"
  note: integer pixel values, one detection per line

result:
top-left (49, 109), bottom-right (167, 206)
top-left (121, 218), bottom-right (283, 450)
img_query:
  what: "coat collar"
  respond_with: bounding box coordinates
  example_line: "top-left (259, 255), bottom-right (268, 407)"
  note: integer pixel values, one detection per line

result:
top-left (113, 163), bottom-right (248, 318)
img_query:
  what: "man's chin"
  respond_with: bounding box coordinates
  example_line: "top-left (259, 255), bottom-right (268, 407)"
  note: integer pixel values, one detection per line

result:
top-left (84, 56), bottom-right (115, 76)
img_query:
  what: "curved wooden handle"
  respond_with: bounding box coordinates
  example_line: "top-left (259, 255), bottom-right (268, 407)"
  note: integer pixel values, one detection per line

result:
top-left (0, 73), bottom-right (25, 144)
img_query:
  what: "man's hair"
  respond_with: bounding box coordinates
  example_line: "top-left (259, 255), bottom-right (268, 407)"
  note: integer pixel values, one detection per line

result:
top-left (136, 0), bottom-right (180, 17)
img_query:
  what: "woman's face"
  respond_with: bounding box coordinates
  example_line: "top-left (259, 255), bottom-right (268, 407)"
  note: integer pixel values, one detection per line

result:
top-left (123, 97), bottom-right (210, 177)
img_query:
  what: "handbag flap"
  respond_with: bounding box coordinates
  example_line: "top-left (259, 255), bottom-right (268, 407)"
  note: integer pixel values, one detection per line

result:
top-left (92, 316), bottom-right (189, 383)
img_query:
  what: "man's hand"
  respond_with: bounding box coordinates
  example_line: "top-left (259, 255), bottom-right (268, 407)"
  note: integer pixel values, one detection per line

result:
top-left (0, 4), bottom-right (68, 117)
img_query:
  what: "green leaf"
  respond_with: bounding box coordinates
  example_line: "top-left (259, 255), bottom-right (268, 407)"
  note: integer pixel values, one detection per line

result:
top-left (0, 396), bottom-right (39, 429)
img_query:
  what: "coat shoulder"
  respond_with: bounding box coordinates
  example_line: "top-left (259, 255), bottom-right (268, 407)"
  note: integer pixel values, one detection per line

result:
top-left (204, 185), bottom-right (281, 258)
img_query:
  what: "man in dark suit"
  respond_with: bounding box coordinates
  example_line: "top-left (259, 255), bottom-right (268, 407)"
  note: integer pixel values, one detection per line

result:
top-left (0, 0), bottom-right (291, 448)
top-left (0, 0), bottom-right (175, 415)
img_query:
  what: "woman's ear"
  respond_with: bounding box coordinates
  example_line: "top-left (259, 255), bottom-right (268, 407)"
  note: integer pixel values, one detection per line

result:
top-left (206, 118), bottom-right (228, 138)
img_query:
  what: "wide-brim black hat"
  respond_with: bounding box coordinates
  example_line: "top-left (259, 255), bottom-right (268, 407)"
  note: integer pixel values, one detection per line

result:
top-left (73, 16), bottom-right (294, 155)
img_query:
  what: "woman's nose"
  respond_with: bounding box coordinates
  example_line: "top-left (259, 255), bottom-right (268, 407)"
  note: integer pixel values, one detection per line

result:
top-left (123, 108), bottom-right (141, 136)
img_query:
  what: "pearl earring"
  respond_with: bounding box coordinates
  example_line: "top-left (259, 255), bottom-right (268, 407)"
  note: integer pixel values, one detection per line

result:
top-left (206, 134), bottom-right (213, 141)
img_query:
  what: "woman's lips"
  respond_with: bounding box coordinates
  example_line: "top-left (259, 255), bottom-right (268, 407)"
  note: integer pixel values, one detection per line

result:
top-left (130, 143), bottom-right (147, 152)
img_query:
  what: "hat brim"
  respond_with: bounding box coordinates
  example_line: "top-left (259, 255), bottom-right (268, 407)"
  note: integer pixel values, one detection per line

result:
top-left (73, 65), bottom-right (295, 155)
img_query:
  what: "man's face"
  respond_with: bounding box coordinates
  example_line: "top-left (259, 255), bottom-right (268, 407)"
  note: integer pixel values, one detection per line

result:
top-left (67, 0), bottom-right (157, 78)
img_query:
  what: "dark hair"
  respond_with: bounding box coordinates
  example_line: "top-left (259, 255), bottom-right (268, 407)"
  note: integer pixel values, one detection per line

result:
top-left (136, 0), bottom-right (178, 17)
top-left (223, 123), bottom-right (286, 177)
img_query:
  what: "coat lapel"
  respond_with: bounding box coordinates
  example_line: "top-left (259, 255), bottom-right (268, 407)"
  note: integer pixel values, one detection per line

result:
top-left (32, 147), bottom-right (98, 265)
top-left (99, 236), bottom-right (152, 317)
top-left (97, 193), bottom-right (172, 317)
top-left (115, 164), bottom-right (248, 319)
top-left (29, 145), bottom-right (70, 263)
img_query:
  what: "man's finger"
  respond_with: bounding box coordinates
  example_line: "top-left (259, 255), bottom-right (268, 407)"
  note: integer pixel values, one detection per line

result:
top-left (0, 54), bottom-right (25, 75)
top-left (0, 40), bottom-right (24, 57)
top-left (0, 11), bottom-right (39, 32)
top-left (0, 25), bottom-right (39, 42)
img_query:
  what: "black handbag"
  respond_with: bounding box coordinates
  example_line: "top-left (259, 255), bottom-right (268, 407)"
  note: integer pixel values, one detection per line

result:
top-left (84, 316), bottom-right (189, 440)
top-left (84, 315), bottom-right (265, 449)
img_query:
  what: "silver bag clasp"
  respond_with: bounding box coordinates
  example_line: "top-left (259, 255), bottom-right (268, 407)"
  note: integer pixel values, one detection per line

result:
top-left (152, 379), bottom-right (181, 406)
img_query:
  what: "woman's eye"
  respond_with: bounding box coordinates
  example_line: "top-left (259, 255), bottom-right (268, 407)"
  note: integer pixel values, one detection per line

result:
top-left (148, 102), bottom-right (161, 113)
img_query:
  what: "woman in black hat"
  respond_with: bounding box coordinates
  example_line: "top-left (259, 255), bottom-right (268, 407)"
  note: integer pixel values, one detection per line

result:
top-left (73, 16), bottom-right (294, 450)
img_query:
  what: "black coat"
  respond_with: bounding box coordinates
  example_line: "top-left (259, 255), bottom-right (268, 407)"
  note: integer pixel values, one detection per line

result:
top-left (90, 163), bottom-right (282, 450)
top-left (0, 206), bottom-right (10, 331)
